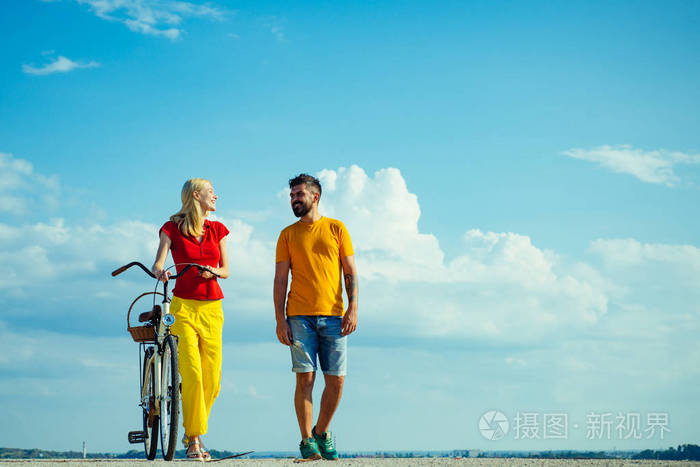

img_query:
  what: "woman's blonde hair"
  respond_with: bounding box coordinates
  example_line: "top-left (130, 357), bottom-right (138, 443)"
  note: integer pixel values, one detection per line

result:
top-left (170, 178), bottom-right (211, 237)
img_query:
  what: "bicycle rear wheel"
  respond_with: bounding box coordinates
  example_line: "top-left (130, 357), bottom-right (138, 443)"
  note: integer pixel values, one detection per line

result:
top-left (160, 334), bottom-right (180, 460)
top-left (142, 347), bottom-right (159, 460)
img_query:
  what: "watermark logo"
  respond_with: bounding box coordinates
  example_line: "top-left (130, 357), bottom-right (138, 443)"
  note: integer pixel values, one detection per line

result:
top-left (478, 410), bottom-right (670, 441)
top-left (479, 410), bottom-right (510, 441)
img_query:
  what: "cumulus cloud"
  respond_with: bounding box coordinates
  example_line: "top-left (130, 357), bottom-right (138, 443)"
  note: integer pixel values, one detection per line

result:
top-left (22, 55), bottom-right (99, 75)
top-left (0, 215), bottom-right (273, 301)
top-left (589, 238), bottom-right (700, 306)
top-left (563, 145), bottom-right (700, 187)
top-left (317, 166), bottom-right (608, 341)
top-left (2, 158), bottom-right (695, 347)
top-left (318, 166), bottom-right (444, 281)
top-left (590, 238), bottom-right (700, 269)
top-left (72, 0), bottom-right (226, 39)
top-left (0, 219), bottom-right (160, 292)
top-left (0, 153), bottom-right (59, 213)
top-left (449, 229), bottom-right (557, 287)
top-left (0, 153), bottom-right (268, 290)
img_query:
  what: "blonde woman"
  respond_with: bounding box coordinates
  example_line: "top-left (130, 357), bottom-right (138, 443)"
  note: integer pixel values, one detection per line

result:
top-left (152, 178), bottom-right (229, 460)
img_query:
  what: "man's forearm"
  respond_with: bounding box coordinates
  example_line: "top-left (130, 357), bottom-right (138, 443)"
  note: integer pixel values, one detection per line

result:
top-left (273, 279), bottom-right (288, 321)
top-left (344, 273), bottom-right (358, 305)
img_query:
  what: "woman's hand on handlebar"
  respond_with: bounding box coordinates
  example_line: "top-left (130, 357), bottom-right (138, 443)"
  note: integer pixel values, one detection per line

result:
top-left (152, 267), bottom-right (171, 282)
top-left (199, 267), bottom-right (217, 279)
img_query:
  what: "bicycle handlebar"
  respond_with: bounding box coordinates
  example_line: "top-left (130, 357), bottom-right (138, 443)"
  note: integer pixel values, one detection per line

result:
top-left (111, 261), bottom-right (220, 279)
top-left (112, 262), bottom-right (155, 278)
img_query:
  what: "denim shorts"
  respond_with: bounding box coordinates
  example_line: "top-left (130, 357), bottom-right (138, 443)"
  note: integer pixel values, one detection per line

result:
top-left (288, 316), bottom-right (347, 376)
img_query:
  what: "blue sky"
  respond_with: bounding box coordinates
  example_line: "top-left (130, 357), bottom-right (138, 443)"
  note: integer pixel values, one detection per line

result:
top-left (1, 0), bottom-right (699, 455)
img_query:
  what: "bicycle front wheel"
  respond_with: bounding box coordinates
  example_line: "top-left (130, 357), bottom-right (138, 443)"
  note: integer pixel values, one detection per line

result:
top-left (142, 348), bottom-right (159, 460)
top-left (160, 334), bottom-right (180, 460)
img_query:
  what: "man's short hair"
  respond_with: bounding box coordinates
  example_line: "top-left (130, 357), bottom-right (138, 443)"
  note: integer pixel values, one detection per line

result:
top-left (289, 173), bottom-right (322, 197)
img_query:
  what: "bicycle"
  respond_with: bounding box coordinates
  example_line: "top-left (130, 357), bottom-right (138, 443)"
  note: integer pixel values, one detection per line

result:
top-left (112, 261), bottom-right (218, 461)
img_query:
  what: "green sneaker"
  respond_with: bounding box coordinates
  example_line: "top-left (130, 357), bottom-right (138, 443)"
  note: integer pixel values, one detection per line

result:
top-left (312, 426), bottom-right (339, 460)
top-left (299, 437), bottom-right (322, 460)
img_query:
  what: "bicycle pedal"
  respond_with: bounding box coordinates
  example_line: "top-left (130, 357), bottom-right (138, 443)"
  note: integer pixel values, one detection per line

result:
top-left (128, 430), bottom-right (146, 444)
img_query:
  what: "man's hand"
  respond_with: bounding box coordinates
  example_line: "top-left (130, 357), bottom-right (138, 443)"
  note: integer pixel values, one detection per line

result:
top-left (341, 304), bottom-right (358, 336)
top-left (276, 319), bottom-right (293, 346)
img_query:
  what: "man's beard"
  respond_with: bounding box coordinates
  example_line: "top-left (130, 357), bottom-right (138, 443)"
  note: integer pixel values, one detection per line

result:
top-left (292, 200), bottom-right (312, 218)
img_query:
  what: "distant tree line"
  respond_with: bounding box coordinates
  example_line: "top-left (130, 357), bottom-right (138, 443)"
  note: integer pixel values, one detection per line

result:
top-left (632, 444), bottom-right (700, 461)
top-left (477, 451), bottom-right (614, 459)
top-left (473, 445), bottom-right (700, 460)
top-left (2, 445), bottom-right (699, 460)
top-left (0, 448), bottom-right (250, 460)
top-left (527, 451), bottom-right (614, 459)
top-left (0, 448), bottom-right (90, 460)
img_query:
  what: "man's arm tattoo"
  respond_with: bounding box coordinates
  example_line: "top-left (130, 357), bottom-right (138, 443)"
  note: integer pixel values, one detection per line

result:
top-left (344, 273), bottom-right (358, 303)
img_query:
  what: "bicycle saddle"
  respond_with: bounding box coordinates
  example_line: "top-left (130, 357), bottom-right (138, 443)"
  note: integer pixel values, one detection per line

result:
top-left (138, 305), bottom-right (162, 323)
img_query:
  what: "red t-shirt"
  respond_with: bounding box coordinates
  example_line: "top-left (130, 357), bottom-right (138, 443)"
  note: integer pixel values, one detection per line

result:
top-left (160, 219), bottom-right (229, 300)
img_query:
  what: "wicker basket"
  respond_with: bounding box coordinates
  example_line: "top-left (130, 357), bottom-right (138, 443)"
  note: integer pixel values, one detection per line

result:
top-left (126, 291), bottom-right (163, 343)
top-left (128, 324), bottom-right (156, 343)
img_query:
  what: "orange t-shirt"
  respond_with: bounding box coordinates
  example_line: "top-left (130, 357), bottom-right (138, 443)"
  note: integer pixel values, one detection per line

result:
top-left (275, 217), bottom-right (354, 317)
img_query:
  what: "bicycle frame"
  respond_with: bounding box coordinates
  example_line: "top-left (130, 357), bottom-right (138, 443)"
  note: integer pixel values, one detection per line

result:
top-left (139, 282), bottom-right (174, 420)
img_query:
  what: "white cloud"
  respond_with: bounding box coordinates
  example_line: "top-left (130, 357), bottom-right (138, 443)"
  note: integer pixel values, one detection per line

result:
top-left (589, 238), bottom-right (700, 307)
top-left (590, 238), bottom-right (700, 269)
top-left (0, 160), bottom-right (609, 343)
top-left (0, 218), bottom-right (160, 291)
top-left (317, 166), bottom-right (609, 341)
top-left (0, 154), bottom-right (270, 299)
top-left (73, 0), bottom-right (226, 39)
top-left (22, 55), bottom-right (99, 75)
top-left (449, 229), bottom-right (557, 287)
top-left (263, 16), bottom-right (286, 42)
top-left (0, 152), bottom-right (35, 190)
top-left (318, 166), bottom-right (444, 281)
top-left (563, 144), bottom-right (700, 186)
top-left (0, 153), bottom-right (59, 213)
top-left (2, 158), bottom-right (696, 349)
top-left (208, 214), bottom-right (274, 279)
top-left (0, 214), bottom-right (275, 299)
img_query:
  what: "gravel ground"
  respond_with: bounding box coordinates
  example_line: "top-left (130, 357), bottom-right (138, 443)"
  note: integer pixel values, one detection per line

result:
top-left (2, 459), bottom-right (700, 466)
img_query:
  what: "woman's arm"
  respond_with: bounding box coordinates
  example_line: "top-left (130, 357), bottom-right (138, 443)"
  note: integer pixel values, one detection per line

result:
top-left (152, 231), bottom-right (172, 282)
top-left (216, 236), bottom-right (229, 279)
top-left (201, 236), bottom-right (229, 279)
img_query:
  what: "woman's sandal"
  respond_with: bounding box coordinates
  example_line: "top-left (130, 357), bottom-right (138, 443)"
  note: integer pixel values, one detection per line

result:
top-left (184, 437), bottom-right (205, 461)
top-left (199, 441), bottom-right (212, 461)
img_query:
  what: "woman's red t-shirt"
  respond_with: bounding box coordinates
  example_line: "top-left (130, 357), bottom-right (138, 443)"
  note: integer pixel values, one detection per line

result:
top-left (160, 219), bottom-right (229, 300)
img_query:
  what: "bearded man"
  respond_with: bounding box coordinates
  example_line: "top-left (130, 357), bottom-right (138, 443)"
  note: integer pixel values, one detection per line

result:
top-left (273, 173), bottom-right (359, 461)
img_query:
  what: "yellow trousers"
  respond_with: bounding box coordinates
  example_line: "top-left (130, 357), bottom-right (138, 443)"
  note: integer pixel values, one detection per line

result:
top-left (170, 297), bottom-right (223, 437)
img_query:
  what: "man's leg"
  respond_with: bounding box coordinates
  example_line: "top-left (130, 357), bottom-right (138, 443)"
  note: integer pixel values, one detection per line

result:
top-left (287, 316), bottom-right (320, 444)
top-left (315, 374), bottom-right (344, 433)
top-left (316, 316), bottom-right (347, 432)
top-left (312, 317), bottom-right (346, 460)
top-left (294, 371), bottom-right (316, 439)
